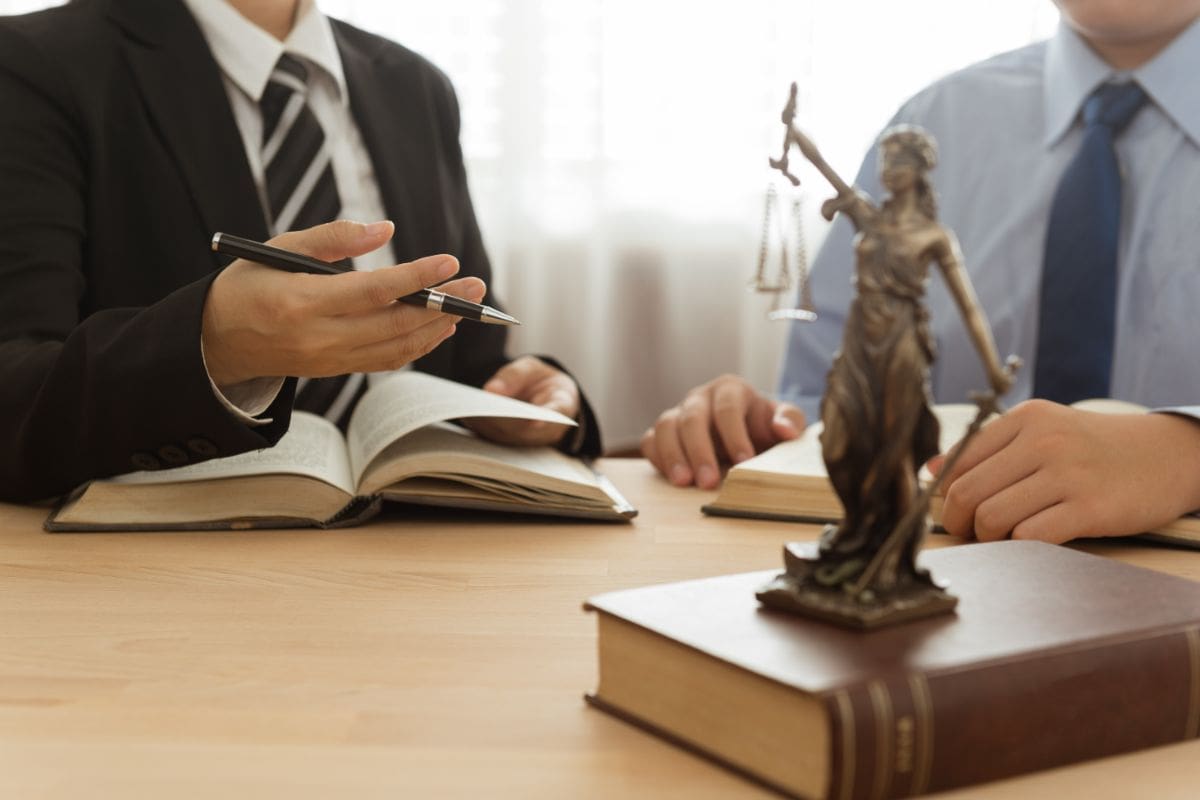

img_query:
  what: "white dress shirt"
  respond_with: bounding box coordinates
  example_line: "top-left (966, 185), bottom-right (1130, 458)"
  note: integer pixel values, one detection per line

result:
top-left (779, 20), bottom-right (1200, 426)
top-left (184, 0), bottom-right (395, 420)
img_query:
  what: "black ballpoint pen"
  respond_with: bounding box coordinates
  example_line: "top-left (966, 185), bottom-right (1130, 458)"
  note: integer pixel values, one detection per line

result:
top-left (210, 232), bottom-right (521, 326)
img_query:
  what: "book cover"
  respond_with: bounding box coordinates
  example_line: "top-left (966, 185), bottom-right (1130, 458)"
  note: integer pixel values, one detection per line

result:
top-left (585, 540), bottom-right (1200, 799)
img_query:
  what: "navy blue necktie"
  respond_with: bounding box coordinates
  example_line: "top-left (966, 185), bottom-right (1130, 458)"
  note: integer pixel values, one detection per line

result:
top-left (1033, 81), bottom-right (1147, 403)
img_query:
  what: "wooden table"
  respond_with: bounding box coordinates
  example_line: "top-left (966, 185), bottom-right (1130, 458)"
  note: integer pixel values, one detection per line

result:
top-left (2, 459), bottom-right (1198, 799)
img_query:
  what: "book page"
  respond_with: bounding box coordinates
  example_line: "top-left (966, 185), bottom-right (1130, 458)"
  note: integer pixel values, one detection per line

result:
top-left (740, 404), bottom-right (986, 482)
top-left (109, 412), bottom-right (355, 495)
top-left (357, 422), bottom-right (608, 502)
top-left (347, 371), bottom-right (576, 485)
top-left (1072, 397), bottom-right (1150, 415)
top-left (735, 423), bottom-right (827, 477)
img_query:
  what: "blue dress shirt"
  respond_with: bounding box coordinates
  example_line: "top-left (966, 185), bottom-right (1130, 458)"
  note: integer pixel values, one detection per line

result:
top-left (779, 21), bottom-right (1200, 425)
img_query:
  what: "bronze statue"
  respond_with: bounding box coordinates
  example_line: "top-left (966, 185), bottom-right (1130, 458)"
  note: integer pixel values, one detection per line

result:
top-left (757, 84), bottom-right (1017, 629)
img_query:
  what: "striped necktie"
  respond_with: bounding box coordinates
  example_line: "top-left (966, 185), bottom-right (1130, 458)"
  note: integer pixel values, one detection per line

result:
top-left (261, 53), bottom-right (364, 426)
top-left (1032, 81), bottom-right (1147, 403)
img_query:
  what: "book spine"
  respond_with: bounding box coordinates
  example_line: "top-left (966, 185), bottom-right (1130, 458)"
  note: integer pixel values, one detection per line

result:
top-left (320, 494), bottom-right (383, 528)
top-left (824, 626), bottom-right (1200, 799)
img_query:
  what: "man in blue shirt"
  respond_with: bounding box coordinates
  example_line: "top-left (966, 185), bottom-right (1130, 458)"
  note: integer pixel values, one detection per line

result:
top-left (642, 0), bottom-right (1200, 545)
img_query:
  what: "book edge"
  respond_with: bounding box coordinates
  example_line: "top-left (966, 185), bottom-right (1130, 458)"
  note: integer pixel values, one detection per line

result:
top-left (43, 488), bottom-right (381, 532)
top-left (583, 693), bottom-right (808, 800)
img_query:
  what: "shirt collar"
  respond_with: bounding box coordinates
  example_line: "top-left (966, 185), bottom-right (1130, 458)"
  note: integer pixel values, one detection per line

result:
top-left (1134, 16), bottom-right (1200, 148)
top-left (1044, 17), bottom-right (1200, 148)
top-left (182, 0), bottom-right (346, 104)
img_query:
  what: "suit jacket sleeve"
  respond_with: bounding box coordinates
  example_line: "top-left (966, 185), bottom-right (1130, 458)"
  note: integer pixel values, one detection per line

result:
top-left (0, 21), bottom-right (293, 503)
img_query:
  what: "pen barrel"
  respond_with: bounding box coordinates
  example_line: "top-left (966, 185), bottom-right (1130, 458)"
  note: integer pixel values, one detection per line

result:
top-left (211, 232), bottom-right (344, 275)
top-left (399, 291), bottom-right (484, 321)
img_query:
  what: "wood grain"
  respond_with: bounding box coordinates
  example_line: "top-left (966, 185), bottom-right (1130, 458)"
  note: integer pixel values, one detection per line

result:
top-left (1, 459), bottom-right (1196, 799)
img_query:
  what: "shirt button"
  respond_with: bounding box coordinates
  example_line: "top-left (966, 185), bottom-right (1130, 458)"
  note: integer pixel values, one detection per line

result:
top-left (158, 445), bottom-right (189, 466)
top-left (130, 452), bottom-right (161, 471)
top-left (186, 437), bottom-right (219, 457)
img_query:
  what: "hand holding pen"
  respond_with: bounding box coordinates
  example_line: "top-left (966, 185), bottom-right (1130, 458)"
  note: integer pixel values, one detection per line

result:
top-left (212, 232), bottom-right (519, 326)
top-left (200, 220), bottom-right (498, 387)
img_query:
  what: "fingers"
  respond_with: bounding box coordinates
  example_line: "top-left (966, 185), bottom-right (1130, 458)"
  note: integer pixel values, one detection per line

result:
top-left (771, 403), bottom-right (805, 441)
top-left (465, 357), bottom-right (579, 448)
top-left (434, 276), bottom-right (486, 303)
top-left (679, 392), bottom-right (722, 489)
top-left (967, 473), bottom-right (1060, 542)
top-left (938, 407), bottom-right (1022, 487)
top-left (937, 400), bottom-right (1091, 543)
top-left (935, 403), bottom-right (1200, 545)
top-left (270, 219), bottom-right (394, 263)
top-left (343, 316), bottom-right (458, 374)
top-left (710, 380), bottom-right (756, 464)
top-left (346, 278), bottom-right (483, 349)
top-left (641, 376), bottom-right (805, 488)
top-left (939, 435), bottom-right (1040, 538)
top-left (309, 254), bottom-right (463, 315)
top-left (527, 382), bottom-right (578, 419)
top-left (483, 356), bottom-right (581, 418)
top-left (645, 409), bottom-right (694, 487)
top-left (1011, 503), bottom-right (1078, 545)
top-left (484, 355), bottom-right (549, 397)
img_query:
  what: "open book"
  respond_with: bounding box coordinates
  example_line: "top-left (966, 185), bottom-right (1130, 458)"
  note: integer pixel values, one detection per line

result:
top-left (702, 399), bottom-right (1200, 548)
top-left (47, 372), bottom-right (636, 531)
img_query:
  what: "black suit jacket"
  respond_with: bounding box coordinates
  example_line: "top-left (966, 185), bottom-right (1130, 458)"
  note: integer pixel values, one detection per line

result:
top-left (0, 0), bottom-right (598, 502)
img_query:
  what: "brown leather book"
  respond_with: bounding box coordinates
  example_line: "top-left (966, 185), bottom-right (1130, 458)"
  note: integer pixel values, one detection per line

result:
top-left (584, 540), bottom-right (1200, 799)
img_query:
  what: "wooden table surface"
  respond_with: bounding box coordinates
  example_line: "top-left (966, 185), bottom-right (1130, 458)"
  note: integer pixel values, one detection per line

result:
top-left (2, 458), bottom-right (1199, 799)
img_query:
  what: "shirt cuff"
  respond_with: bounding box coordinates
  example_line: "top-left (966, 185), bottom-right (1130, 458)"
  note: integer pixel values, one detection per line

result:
top-left (200, 339), bottom-right (282, 426)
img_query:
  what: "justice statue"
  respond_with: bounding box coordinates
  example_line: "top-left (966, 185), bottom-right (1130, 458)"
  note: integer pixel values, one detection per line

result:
top-left (756, 84), bottom-right (1019, 629)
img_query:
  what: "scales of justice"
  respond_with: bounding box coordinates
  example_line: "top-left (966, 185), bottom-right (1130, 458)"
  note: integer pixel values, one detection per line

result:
top-left (754, 83), bottom-right (1020, 629)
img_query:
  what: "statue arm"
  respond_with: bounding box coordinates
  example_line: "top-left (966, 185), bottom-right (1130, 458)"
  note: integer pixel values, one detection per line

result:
top-left (769, 83), bottom-right (873, 230)
top-left (934, 232), bottom-right (1013, 394)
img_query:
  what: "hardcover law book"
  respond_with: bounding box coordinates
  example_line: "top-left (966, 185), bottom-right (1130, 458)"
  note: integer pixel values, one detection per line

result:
top-left (702, 400), bottom-right (1200, 548)
top-left (47, 372), bottom-right (635, 531)
top-left (585, 540), bottom-right (1200, 799)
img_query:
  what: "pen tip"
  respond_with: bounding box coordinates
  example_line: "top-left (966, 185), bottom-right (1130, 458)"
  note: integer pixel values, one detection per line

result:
top-left (481, 307), bottom-right (522, 326)
top-left (210, 232), bottom-right (221, 252)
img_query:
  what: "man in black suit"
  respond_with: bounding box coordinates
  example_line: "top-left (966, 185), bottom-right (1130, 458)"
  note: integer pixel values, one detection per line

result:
top-left (0, 0), bottom-right (600, 502)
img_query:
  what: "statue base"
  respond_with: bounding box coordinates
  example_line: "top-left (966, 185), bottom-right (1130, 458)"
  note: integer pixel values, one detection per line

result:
top-left (755, 533), bottom-right (958, 630)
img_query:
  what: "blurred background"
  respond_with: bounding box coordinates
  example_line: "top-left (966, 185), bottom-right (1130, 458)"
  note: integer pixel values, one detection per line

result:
top-left (2, 0), bottom-right (1059, 449)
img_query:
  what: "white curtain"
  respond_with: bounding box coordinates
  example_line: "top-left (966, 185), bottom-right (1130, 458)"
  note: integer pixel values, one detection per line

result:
top-left (3, 0), bottom-right (1058, 449)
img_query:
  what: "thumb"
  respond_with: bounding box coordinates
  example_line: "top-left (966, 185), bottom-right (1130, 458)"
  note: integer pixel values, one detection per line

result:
top-left (271, 219), bottom-right (394, 264)
top-left (484, 356), bottom-right (545, 398)
top-left (771, 403), bottom-right (806, 441)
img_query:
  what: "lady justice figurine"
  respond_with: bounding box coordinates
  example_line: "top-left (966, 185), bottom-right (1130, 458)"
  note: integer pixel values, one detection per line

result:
top-left (757, 84), bottom-right (1017, 629)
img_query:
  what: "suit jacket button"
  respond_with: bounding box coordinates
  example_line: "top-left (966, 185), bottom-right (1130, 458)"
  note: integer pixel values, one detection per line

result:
top-left (158, 445), bottom-right (189, 466)
top-left (186, 437), bottom-right (219, 457)
top-left (130, 452), bottom-right (161, 471)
